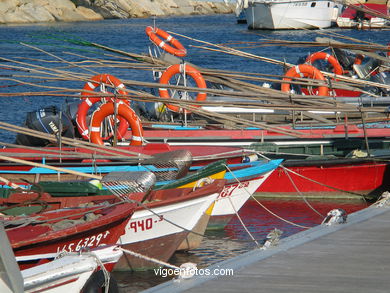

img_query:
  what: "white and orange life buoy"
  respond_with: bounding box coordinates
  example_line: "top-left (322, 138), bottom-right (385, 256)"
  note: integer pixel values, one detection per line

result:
top-left (145, 26), bottom-right (187, 57)
top-left (89, 102), bottom-right (143, 146)
top-left (76, 74), bottom-right (129, 140)
top-left (159, 64), bottom-right (207, 113)
top-left (281, 64), bottom-right (329, 96)
top-left (305, 52), bottom-right (344, 75)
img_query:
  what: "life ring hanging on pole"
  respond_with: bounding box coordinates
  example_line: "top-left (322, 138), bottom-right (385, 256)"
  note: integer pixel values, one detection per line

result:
top-left (145, 26), bottom-right (187, 57)
top-left (159, 63), bottom-right (207, 113)
top-left (90, 101), bottom-right (143, 146)
top-left (76, 74), bottom-right (130, 141)
top-left (281, 64), bottom-right (329, 96)
top-left (305, 52), bottom-right (344, 75)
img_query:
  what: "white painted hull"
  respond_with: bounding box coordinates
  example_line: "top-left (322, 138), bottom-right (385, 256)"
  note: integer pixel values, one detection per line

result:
top-left (337, 17), bottom-right (387, 29)
top-left (212, 171), bottom-right (273, 216)
top-left (245, 0), bottom-right (335, 29)
top-left (118, 193), bottom-right (218, 245)
top-left (22, 246), bottom-right (122, 293)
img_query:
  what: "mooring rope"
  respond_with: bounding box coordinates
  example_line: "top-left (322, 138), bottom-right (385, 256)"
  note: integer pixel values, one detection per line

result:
top-left (282, 167), bottom-right (325, 218)
top-left (223, 164), bottom-right (312, 229)
top-left (253, 151), bottom-right (368, 199)
top-left (118, 247), bottom-right (180, 270)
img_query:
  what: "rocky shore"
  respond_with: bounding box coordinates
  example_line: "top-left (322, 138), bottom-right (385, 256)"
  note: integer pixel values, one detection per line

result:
top-left (0, 0), bottom-right (234, 24)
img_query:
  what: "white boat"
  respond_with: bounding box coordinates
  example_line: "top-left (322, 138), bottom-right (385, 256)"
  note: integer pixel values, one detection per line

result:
top-left (209, 159), bottom-right (282, 229)
top-left (22, 246), bottom-right (122, 293)
top-left (245, 0), bottom-right (337, 29)
top-left (115, 181), bottom-right (223, 270)
top-left (336, 3), bottom-right (389, 29)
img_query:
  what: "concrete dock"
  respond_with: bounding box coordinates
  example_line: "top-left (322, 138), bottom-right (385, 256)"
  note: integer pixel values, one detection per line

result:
top-left (144, 203), bottom-right (390, 293)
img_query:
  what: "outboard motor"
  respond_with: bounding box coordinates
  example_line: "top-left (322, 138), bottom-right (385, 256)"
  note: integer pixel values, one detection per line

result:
top-left (363, 71), bottom-right (390, 96)
top-left (15, 106), bottom-right (75, 146)
top-left (333, 48), bottom-right (357, 70)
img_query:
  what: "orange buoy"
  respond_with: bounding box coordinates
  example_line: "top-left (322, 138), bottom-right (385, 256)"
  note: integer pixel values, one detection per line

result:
top-left (159, 64), bottom-right (207, 113)
top-left (305, 52), bottom-right (344, 75)
top-left (76, 74), bottom-right (129, 140)
top-left (89, 102), bottom-right (143, 146)
top-left (145, 26), bottom-right (187, 57)
top-left (281, 64), bottom-right (329, 96)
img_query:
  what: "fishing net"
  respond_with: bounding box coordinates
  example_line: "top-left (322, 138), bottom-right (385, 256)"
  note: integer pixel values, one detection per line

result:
top-left (142, 149), bottom-right (193, 181)
top-left (101, 171), bottom-right (156, 202)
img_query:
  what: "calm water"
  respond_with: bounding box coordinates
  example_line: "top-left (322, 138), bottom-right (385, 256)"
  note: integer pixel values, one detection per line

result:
top-left (0, 14), bottom-right (384, 292)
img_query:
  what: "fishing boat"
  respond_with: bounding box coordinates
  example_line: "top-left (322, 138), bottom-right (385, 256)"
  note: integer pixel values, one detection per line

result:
top-left (208, 159), bottom-right (282, 229)
top-left (0, 223), bottom-right (122, 293)
top-left (5, 202), bottom-right (136, 271)
top-left (22, 245), bottom-right (122, 292)
top-left (0, 173), bottom-right (226, 270)
top-left (248, 141), bottom-right (390, 199)
top-left (244, 0), bottom-right (338, 30)
top-left (337, 3), bottom-right (389, 29)
top-left (126, 123), bottom-right (390, 147)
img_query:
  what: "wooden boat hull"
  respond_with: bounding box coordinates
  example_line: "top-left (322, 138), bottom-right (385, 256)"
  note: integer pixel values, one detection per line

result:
top-left (258, 161), bottom-right (390, 199)
top-left (126, 124), bottom-right (390, 147)
top-left (8, 203), bottom-right (135, 271)
top-left (22, 245), bottom-right (122, 292)
top-left (116, 184), bottom-right (221, 270)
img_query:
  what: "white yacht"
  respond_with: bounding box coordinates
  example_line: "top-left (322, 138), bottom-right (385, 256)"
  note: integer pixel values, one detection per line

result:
top-left (245, 0), bottom-right (339, 29)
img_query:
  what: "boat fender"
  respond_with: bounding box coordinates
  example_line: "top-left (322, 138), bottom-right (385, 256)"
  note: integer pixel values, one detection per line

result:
top-left (305, 52), bottom-right (344, 75)
top-left (159, 64), bottom-right (207, 113)
top-left (89, 102), bottom-right (143, 146)
top-left (89, 179), bottom-right (103, 190)
top-left (81, 271), bottom-right (119, 293)
top-left (145, 26), bottom-right (187, 57)
top-left (76, 74), bottom-right (130, 141)
top-left (281, 64), bottom-right (329, 96)
top-left (242, 154), bottom-right (259, 163)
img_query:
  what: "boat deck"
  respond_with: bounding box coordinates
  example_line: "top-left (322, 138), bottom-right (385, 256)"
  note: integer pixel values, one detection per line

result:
top-left (144, 203), bottom-right (390, 293)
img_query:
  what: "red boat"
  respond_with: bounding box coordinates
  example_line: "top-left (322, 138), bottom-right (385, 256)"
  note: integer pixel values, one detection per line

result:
top-left (0, 179), bottom-right (225, 270)
top-left (132, 124), bottom-right (390, 147)
top-left (337, 4), bottom-right (389, 29)
top-left (258, 158), bottom-right (390, 199)
top-left (5, 202), bottom-right (136, 271)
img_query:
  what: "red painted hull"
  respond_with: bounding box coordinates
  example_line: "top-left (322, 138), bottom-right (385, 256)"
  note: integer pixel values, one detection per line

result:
top-left (133, 124), bottom-right (390, 145)
top-left (258, 161), bottom-right (389, 197)
top-left (0, 143), bottom-right (247, 166)
top-left (7, 202), bottom-right (136, 271)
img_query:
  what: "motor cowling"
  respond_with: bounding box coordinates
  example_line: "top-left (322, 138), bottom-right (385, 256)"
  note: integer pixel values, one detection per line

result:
top-left (15, 106), bottom-right (75, 146)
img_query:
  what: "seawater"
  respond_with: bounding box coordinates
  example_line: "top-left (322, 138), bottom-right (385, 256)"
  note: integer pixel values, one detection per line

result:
top-left (0, 14), bottom-right (384, 292)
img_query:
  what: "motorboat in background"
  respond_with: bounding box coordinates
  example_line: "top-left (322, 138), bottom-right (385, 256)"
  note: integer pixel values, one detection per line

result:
top-left (336, 3), bottom-right (389, 29)
top-left (244, 0), bottom-right (339, 29)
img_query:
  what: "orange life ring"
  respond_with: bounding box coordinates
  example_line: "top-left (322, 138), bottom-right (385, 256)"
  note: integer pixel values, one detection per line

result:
top-left (281, 64), bottom-right (329, 96)
top-left (90, 102), bottom-right (143, 146)
top-left (159, 64), bottom-right (207, 113)
top-left (305, 52), bottom-right (344, 75)
top-left (145, 26), bottom-right (187, 57)
top-left (76, 74), bottom-right (129, 140)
